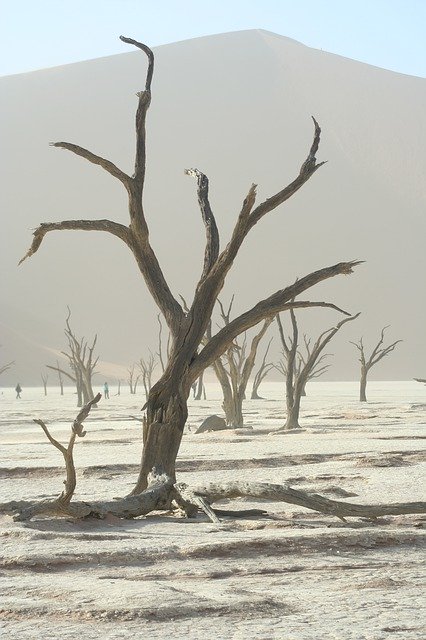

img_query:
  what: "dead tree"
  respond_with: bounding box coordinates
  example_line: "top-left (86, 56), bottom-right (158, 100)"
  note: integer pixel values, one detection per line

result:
top-left (116, 379), bottom-right (122, 395)
top-left (64, 310), bottom-right (98, 405)
top-left (48, 310), bottom-right (98, 406)
top-left (19, 36), bottom-right (362, 505)
top-left (251, 337), bottom-right (274, 399)
top-left (139, 351), bottom-right (157, 400)
top-left (41, 371), bottom-right (48, 396)
top-left (350, 327), bottom-right (402, 402)
top-left (210, 297), bottom-right (274, 426)
top-left (4, 394), bottom-right (101, 521)
top-left (127, 364), bottom-right (141, 395)
top-left (276, 310), bottom-right (360, 429)
top-left (56, 359), bottom-right (64, 395)
top-left (192, 372), bottom-right (206, 400)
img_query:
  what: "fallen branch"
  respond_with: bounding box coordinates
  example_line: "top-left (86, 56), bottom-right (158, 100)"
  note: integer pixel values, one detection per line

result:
top-left (3, 476), bottom-right (425, 523)
top-left (184, 481), bottom-right (426, 522)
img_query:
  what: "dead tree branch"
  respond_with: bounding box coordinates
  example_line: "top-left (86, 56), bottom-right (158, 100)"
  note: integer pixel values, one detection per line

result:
top-left (190, 262), bottom-right (360, 383)
top-left (4, 473), bottom-right (425, 523)
top-left (14, 393), bottom-right (101, 520)
top-left (185, 168), bottom-right (219, 280)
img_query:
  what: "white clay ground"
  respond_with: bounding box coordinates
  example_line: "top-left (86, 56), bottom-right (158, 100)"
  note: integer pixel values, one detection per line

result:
top-left (0, 381), bottom-right (425, 640)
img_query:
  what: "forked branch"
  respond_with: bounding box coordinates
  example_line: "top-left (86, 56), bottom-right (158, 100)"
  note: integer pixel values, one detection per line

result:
top-left (190, 260), bottom-right (361, 381)
top-left (207, 118), bottom-right (327, 282)
top-left (15, 393), bottom-right (101, 520)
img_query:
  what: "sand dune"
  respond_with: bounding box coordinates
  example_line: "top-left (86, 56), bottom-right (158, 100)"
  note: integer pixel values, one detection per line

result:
top-left (1, 30), bottom-right (425, 384)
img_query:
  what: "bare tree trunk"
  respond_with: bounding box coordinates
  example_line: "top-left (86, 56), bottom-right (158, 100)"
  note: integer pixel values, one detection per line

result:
top-left (213, 360), bottom-right (243, 427)
top-left (360, 367), bottom-right (368, 402)
top-left (133, 366), bottom-right (190, 493)
top-left (283, 383), bottom-right (303, 430)
top-left (41, 372), bottom-right (48, 396)
top-left (250, 337), bottom-right (273, 399)
top-left (82, 371), bottom-right (96, 404)
top-left (222, 390), bottom-right (244, 428)
top-left (75, 368), bottom-right (84, 407)
top-left (194, 372), bottom-right (205, 400)
top-left (56, 360), bottom-right (64, 395)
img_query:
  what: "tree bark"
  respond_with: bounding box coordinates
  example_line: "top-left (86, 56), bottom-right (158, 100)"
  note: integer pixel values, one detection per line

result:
top-left (132, 357), bottom-right (191, 493)
top-left (283, 391), bottom-right (302, 430)
top-left (360, 367), bottom-right (368, 402)
top-left (222, 390), bottom-right (245, 428)
top-left (194, 372), bottom-right (206, 400)
top-left (4, 476), bottom-right (425, 523)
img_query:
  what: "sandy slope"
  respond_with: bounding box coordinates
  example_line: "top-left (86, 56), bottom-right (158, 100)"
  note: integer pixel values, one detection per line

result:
top-left (2, 29), bottom-right (426, 384)
top-left (0, 382), bottom-right (425, 639)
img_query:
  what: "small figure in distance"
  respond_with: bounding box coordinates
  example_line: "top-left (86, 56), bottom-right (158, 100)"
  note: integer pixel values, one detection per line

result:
top-left (15, 383), bottom-right (22, 399)
top-left (103, 381), bottom-right (109, 399)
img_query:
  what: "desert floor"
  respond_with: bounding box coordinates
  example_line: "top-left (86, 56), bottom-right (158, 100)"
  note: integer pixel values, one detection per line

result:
top-left (0, 381), bottom-right (425, 639)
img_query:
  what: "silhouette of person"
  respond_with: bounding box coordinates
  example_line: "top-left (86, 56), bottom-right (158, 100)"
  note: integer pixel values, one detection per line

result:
top-left (103, 382), bottom-right (109, 399)
top-left (15, 383), bottom-right (22, 399)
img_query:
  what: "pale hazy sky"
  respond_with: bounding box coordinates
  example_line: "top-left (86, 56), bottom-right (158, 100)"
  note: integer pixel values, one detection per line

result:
top-left (1, 0), bottom-right (425, 78)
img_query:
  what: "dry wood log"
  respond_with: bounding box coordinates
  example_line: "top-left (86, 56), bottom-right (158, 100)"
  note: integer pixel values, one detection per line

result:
top-left (6, 471), bottom-right (174, 522)
top-left (183, 481), bottom-right (426, 522)
top-left (3, 475), bottom-right (425, 523)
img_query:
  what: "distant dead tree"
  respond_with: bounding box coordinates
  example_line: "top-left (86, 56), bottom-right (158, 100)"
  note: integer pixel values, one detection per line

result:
top-left (210, 297), bottom-right (274, 427)
top-left (56, 359), bottom-right (64, 395)
top-left (41, 371), bottom-right (48, 396)
top-left (276, 310), bottom-right (360, 429)
top-left (116, 379), bottom-right (122, 396)
top-left (127, 364), bottom-right (141, 395)
top-left (47, 309), bottom-right (98, 407)
top-left (192, 372), bottom-right (206, 400)
top-left (251, 337), bottom-right (274, 399)
top-left (139, 351), bottom-right (157, 400)
top-left (350, 327), bottom-right (402, 402)
top-left (18, 36), bottom-right (368, 516)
